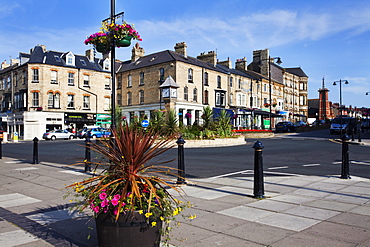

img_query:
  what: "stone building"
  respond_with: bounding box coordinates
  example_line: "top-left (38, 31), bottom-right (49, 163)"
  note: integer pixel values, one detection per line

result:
top-left (116, 42), bottom-right (309, 129)
top-left (0, 45), bottom-right (112, 140)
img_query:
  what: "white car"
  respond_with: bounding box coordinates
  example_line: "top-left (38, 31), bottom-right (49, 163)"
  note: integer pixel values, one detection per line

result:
top-left (42, 129), bottom-right (75, 140)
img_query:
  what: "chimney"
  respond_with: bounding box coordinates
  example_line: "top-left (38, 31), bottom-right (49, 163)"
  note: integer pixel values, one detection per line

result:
top-left (235, 57), bottom-right (247, 71)
top-left (217, 57), bottom-right (232, 68)
top-left (85, 49), bottom-right (95, 61)
top-left (174, 42), bottom-right (187, 57)
top-left (10, 58), bottom-right (19, 65)
top-left (197, 51), bottom-right (217, 66)
top-left (252, 49), bottom-right (269, 76)
top-left (1, 61), bottom-right (9, 70)
top-left (131, 42), bottom-right (145, 62)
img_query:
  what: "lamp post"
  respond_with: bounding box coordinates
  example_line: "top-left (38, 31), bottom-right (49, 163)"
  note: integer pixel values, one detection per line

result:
top-left (333, 79), bottom-right (349, 137)
top-left (267, 56), bottom-right (282, 130)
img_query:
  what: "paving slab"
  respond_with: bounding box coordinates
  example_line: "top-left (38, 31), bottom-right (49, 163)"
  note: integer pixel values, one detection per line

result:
top-left (217, 205), bottom-right (275, 221)
top-left (283, 205), bottom-right (342, 220)
top-left (246, 199), bottom-right (297, 212)
top-left (255, 213), bottom-right (320, 231)
top-left (304, 199), bottom-right (359, 212)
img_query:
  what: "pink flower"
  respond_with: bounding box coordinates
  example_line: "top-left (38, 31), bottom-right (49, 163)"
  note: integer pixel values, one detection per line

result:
top-left (113, 194), bottom-right (121, 200)
top-left (99, 192), bottom-right (107, 200)
top-left (113, 207), bottom-right (119, 215)
top-left (111, 198), bottom-right (119, 206)
top-left (101, 199), bottom-right (109, 208)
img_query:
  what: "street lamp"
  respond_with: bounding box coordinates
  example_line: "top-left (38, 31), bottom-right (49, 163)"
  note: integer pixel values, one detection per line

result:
top-left (267, 56), bottom-right (282, 131)
top-left (333, 79), bottom-right (349, 136)
top-left (366, 92), bottom-right (370, 95)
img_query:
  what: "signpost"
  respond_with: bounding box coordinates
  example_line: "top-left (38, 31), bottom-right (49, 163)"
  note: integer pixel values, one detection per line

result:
top-left (141, 119), bottom-right (149, 128)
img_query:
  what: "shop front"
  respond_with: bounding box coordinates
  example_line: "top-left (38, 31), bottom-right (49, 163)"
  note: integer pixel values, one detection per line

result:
top-left (64, 112), bottom-right (96, 131)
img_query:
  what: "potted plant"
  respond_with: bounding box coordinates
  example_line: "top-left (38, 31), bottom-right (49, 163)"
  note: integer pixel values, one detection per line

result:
top-left (66, 126), bottom-right (190, 246)
top-left (264, 103), bottom-right (270, 108)
top-left (84, 21), bottom-right (142, 53)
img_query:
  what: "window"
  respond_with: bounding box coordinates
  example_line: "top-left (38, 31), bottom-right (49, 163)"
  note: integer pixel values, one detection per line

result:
top-left (230, 93), bottom-right (233, 105)
top-left (117, 75), bottom-right (122, 89)
top-left (215, 91), bottom-right (225, 106)
top-left (54, 93), bottom-right (60, 108)
top-left (188, 68), bottom-right (193, 82)
top-left (217, 76), bottom-right (221, 88)
top-left (68, 72), bottom-right (74, 85)
top-left (127, 75), bottom-right (132, 87)
top-left (159, 68), bottom-right (165, 82)
top-left (32, 92), bottom-right (39, 107)
top-left (105, 77), bottom-right (111, 89)
top-left (204, 72), bottom-right (208, 86)
top-left (238, 79), bottom-right (242, 89)
top-left (103, 59), bottom-right (110, 71)
top-left (0, 78), bottom-right (4, 90)
top-left (229, 77), bottom-right (233, 87)
top-left (264, 84), bottom-right (267, 92)
top-left (54, 55), bottom-right (61, 62)
top-left (300, 95), bottom-right (306, 105)
top-left (139, 72), bottom-right (144, 85)
top-left (66, 53), bottom-right (75, 66)
top-left (22, 72), bottom-right (26, 84)
top-left (83, 96), bottom-right (90, 109)
top-left (204, 90), bottom-right (209, 105)
top-left (32, 69), bottom-right (39, 83)
top-left (193, 88), bottom-right (197, 102)
top-left (139, 90), bottom-right (144, 104)
top-left (117, 93), bottom-right (122, 105)
top-left (51, 70), bottom-right (58, 84)
top-left (6, 77), bottom-right (11, 89)
top-left (80, 59), bottom-right (87, 66)
top-left (48, 93), bottom-right (53, 108)
top-left (83, 74), bottom-right (89, 87)
top-left (104, 97), bottom-right (110, 110)
top-left (67, 94), bottom-right (74, 108)
top-left (127, 92), bottom-right (132, 105)
top-left (184, 87), bottom-right (188, 101)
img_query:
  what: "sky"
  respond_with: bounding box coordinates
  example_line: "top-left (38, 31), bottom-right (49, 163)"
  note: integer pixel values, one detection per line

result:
top-left (1, 0), bottom-right (370, 108)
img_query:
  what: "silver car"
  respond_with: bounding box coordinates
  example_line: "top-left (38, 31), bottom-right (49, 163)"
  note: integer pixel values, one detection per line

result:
top-left (42, 129), bottom-right (75, 140)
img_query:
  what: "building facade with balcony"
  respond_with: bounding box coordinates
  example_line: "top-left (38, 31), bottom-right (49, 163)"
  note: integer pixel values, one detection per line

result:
top-left (0, 45), bottom-right (112, 140)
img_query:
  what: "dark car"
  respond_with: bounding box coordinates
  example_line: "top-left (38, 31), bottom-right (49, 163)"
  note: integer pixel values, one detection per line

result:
top-left (275, 121), bottom-right (296, 133)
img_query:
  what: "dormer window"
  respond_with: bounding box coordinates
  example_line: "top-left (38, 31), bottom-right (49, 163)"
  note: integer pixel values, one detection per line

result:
top-left (80, 59), bottom-right (87, 66)
top-left (103, 59), bottom-right (110, 71)
top-left (66, 52), bottom-right (75, 66)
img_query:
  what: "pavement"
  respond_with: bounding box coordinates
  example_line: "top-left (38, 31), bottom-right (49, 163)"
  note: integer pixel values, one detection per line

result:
top-left (0, 133), bottom-right (369, 246)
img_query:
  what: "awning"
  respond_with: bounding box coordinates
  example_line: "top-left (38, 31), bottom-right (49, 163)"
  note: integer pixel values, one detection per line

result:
top-left (293, 114), bottom-right (307, 117)
top-left (254, 110), bottom-right (282, 118)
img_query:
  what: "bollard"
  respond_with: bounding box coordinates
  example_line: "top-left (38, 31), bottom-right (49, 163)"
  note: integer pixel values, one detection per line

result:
top-left (340, 134), bottom-right (351, 179)
top-left (85, 137), bottom-right (91, 172)
top-left (176, 136), bottom-right (186, 185)
top-left (358, 128), bottom-right (362, 142)
top-left (0, 138), bottom-right (2, 159)
top-left (252, 140), bottom-right (265, 199)
top-left (32, 137), bottom-right (39, 164)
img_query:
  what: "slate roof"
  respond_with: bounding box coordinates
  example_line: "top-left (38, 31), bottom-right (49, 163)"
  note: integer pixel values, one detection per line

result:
top-left (117, 50), bottom-right (228, 74)
top-left (22, 45), bottom-right (110, 73)
top-left (285, 67), bottom-right (308, 77)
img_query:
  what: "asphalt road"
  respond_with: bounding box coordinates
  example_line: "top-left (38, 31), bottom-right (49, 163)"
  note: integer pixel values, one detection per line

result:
top-left (2, 129), bottom-right (369, 179)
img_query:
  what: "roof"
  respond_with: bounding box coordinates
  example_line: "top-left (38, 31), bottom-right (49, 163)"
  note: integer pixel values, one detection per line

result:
top-left (159, 75), bottom-right (180, 88)
top-left (285, 67), bottom-right (308, 77)
top-left (23, 45), bottom-right (110, 73)
top-left (117, 50), bottom-right (228, 74)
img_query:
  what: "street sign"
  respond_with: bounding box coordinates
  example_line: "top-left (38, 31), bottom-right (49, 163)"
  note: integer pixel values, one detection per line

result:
top-left (141, 119), bottom-right (149, 128)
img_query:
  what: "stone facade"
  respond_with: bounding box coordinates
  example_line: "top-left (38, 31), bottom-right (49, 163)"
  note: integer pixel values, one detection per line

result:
top-left (0, 45), bottom-right (111, 140)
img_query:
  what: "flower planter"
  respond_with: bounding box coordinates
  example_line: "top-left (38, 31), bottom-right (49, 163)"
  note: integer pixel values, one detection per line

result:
top-left (96, 43), bottom-right (110, 54)
top-left (95, 211), bottom-right (162, 247)
top-left (116, 36), bottom-right (133, 47)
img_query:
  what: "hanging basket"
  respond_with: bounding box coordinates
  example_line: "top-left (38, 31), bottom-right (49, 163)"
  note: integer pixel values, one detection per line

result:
top-left (95, 43), bottom-right (110, 54)
top-left (116, 36), bottom-right (133, 47)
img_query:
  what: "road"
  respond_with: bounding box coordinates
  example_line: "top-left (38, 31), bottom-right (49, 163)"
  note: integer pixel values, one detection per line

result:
top-left (2, 129), bottom-right (369, 179)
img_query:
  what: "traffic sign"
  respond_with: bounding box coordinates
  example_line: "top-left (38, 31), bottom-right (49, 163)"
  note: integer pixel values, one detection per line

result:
top-left (141, 119), bottom-right (149, 128)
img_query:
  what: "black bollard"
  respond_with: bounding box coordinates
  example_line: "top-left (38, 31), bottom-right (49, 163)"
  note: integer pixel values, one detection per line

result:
top-left (176, 136), bottom-right (186, 185)
top-left (32, 137), bottom-right (39, 164)
top-left (85, 137), bottom-right (91, 172)
top-left (253, 140), bottom-right (265, 199)
top-left (340, 134), bottom-right (351, 179)
top-left (0, 138), bottom-right (2, 159)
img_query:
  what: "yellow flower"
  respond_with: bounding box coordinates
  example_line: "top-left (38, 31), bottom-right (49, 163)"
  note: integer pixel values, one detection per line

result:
top-left (173, 208), bottom-right (179, 216)
top-left (145, 212), bottom-right (153, 218)
top-left (160, 216), bottom-right (164, 221)
top-left (138, 210), bottom-right (143, 214)
top-left (188, 214), bottom-right (197, 219)
top-left (151, 221), bottom-right (157, 227)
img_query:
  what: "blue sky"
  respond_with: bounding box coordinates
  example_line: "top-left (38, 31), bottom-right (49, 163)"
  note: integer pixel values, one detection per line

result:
top-left (1, 0), bottom-right (370, 108)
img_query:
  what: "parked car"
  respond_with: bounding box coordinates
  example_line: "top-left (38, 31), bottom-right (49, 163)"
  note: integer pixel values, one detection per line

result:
top-left (275, 121), bottom-right (296, 133)
top-left (330, 117), bottom-right (356, 134)
top-left (312, 119), bottom-right (326, 126)
top-left (294, 121), bottom-right (307, 127)
top-left (42, 129), bottom-right (75, 140)
top-left (86, 128), bottom-right (111, 139)
top-left (76, 126), bottom-right (99, 139)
